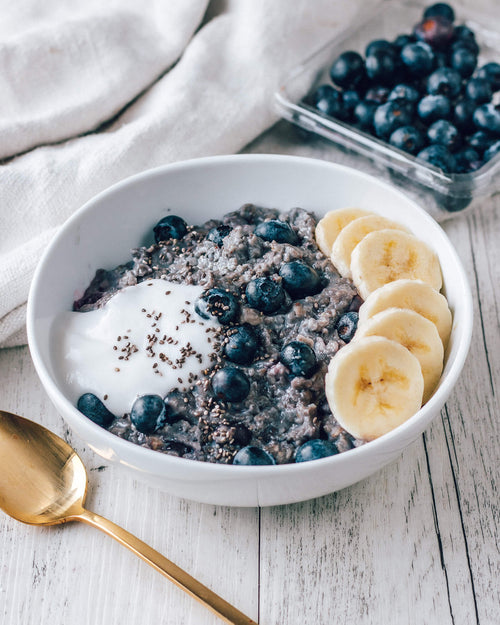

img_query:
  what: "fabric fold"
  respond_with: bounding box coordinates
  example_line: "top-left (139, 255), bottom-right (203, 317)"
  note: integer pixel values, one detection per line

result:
top-left (0, 0), bottom-right (366, 348)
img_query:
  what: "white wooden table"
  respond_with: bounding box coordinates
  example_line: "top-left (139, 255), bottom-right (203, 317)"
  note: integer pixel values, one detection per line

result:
top-left (1, 120), bottom-right (499, 625)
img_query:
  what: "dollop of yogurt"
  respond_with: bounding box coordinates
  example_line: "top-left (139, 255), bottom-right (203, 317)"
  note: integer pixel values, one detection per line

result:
top-left (53, 279), bottom-right (221, 416)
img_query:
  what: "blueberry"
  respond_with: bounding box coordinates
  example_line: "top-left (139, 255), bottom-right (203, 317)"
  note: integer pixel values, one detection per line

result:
top-left (453, 99), bottom-right (476, 133)
top-left (465, 78), bottom-right (493, 104)
top-left (467, 130), bottom-right (495, 154)
top-left (233, 446), bottom-right (275, 466)
top-left (451, 38), bottom-right (479, 57)
top-left (212, 367), bottom-right (250, 402)
top-left (427, 120), bottom-right (461, 152)
top-left (153, 215), bottom-right (188, 243)
top-left (417, 94), bottom-right (451, 124)
top-left (330, 51), bottom-right (366, 89)
top-left (279, 261), bottom-right (321, 299)
top-left (280, 341), bottom-right (317, 378)
top-left (450, 46), bottom-right (477, 78)
top-left (245, 277), bottom-right (286, 314)
top-left (400, 42), bottom-right (435, 77)
top-left (163, 389), bottom-right (188, 423)
top-left (195, 288), bottom-right (240, 325)
top-left (484, 140), bottom-right (500, 163)
top-left (295, 439), bottom-right (338, 463)
top-left (388, 83), bottom-right (421, 104)
top-left (393, 34), bottom-right (415, 50)
top-left (353, 100), bottom-right (378, 130)
top-left (414, 16), bottom-right (454, 49)
top-left (335, 311), bottom-right (359, 342)
top-left (312, 84), bottom-right (345, 119)
top-left (77, 393), bottom-right (115, 427)
top-left (476, 62), bottom-right (500, 92)
top-left (389, 125), bottom-right (426, 155)
top-left (417, 144), bottom-right (457, 173)
top-left (366, 50), bottom-right (398, 85)
top-left (232, 424), bottom-right (252, 447)
top-left (365, 39), bottom-right (397, 57)
top-left (452, 26), bottom-right (478, 53)
top-left (373, 99), bottom-right (413, 139)
top-left (224, 324), bottom-right (259, 365)
top-left (254, 219), bottom-right (298, 245)
top-left (365, 85), bottom-right (391, 104)
top-left (130, 395), bottom-right (166, 434)
top-left (426, 67), bottom-right (462, 98)
top-left (454, 148), bottom-right (482, 173)
top-left (342, 89), bottom-right (361, 119)
top-left (473, 103), bottom-right (500, 135)
top-left (207, 224), bottom-right (232, 246)
top-left (423, 3), bottom-right (455, 22)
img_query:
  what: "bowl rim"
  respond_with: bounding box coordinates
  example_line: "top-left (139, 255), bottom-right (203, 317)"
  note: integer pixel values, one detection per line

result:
top-left (26, 153), bottom-right (474, 479)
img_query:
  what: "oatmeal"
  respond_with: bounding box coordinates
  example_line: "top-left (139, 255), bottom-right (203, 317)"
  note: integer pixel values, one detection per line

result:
top-left (60, 204), bottom-right (362, 464)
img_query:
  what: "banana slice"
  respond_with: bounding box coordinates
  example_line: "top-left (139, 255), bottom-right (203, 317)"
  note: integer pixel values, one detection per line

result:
top-left (331, 214), bottom-right (409, 278)
top-left (350, 229), bottom-right (442, 300)
top-left (325, 335), bottom-right (424, 441)
top-left (354, 308), bottom-right (443, 403)
top-left (315, 208), bottom-right (370, 257)
top-left (358, 279), bottom-right (452, 347)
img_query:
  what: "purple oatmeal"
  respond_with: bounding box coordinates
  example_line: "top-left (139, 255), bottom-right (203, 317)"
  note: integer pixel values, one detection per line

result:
top-left (71, 204), bottom-right (364, 464)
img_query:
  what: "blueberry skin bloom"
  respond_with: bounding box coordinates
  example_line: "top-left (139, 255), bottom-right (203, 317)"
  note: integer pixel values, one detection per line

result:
top-left (388, 83), bottom-right (421, 104)
top-left (400, 42), bottom-right (435, 77)
top-left (427, 67), bottom-right (462, 99)
top-left (473, 103), bottom-right (500, 135)
top-left (130, 395), bottom-right (166, 434)
top-left (211, 367), bottom-right (250, 403)
top-left (223, 325), bottom-right (259, 365)
top-left (195, 288), bottom-right (240, 325)
top-left (467, 130), bottom-right (495, 154)
top-left (153, 215), bottom-right (188, 243)
top-left (295, 439), bottom-right (339, 463)
top-left (245, 277), bottom-right (286, 314)
top-left (280, 341), bottom-right (317, 378)
top-left (312, 84), bottom-right (345, 119)
top-left (233, 446), bottom-right (276, 466)
top-left (389, 125), bottom-right (426, 155)
top-left (77, 393), bottom-right (115, 427)
top-left (427, 120), bottom-right (461, 152)
top-left (476, 62), bottom-right (500, 92)
top-left (279, 261), bottom-right (321, 300)
top-left (207, 224), bottom-right (232, 246)
top-left (450, 47), bottom-right (477, 79)
top-left (329, 50), bottom-right (366, 89)
top-left (335, 312), bottom-right (359, 343)
top-left (465, 78), bottom-right (493, 105)
top-left (417, 144), bottom-right (457, 173)
top-left (254, 219), bottom-right (298, 245)
top-left (354, 100), bottom-right (378, 130)
top-left (373, 99), bottom-right (413, 139)
top-left (417, 94), bottom-right (451, 124)
top-left (453, 99), bottom-right (476, 133)
top-left (365, 50), bottom-right (398, 86)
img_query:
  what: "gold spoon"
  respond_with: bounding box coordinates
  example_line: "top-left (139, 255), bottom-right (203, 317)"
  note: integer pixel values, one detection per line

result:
top-left (0, 410), bottom-right (257, 625)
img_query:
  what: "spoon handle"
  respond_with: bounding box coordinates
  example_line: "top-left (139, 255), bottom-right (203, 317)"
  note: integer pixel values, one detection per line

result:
top-left (74, 508), bottom-right (258, 625)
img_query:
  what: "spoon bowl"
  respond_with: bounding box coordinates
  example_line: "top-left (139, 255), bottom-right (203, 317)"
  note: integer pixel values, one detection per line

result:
top-left (0, 410), bottom-right (256, 625)
top-left (0, 410), bottom-right (87, 525)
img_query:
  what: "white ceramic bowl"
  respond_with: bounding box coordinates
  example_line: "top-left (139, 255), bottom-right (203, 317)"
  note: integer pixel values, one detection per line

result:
top-left (27, 154), bottom-right (473, 507)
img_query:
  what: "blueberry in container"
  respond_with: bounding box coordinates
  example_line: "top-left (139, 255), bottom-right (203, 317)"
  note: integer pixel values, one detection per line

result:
top-left (275, 0), bottom-right (500, 220)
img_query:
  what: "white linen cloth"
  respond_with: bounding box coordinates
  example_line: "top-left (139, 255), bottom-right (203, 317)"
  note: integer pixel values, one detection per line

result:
top-left (0, 0), bottom-right (366, 348)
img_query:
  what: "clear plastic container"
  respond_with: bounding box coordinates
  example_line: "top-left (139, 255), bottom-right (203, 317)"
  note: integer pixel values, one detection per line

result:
top-left (275, 0), bottom-right (500, 221)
